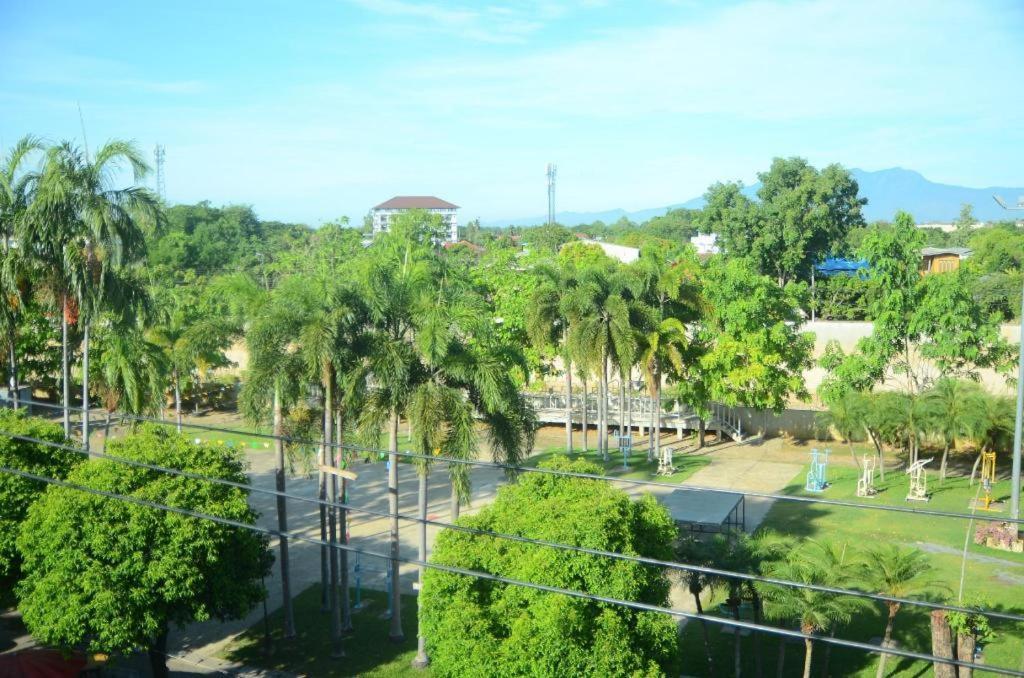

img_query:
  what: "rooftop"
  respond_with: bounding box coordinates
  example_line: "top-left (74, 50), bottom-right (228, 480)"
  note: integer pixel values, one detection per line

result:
top-left (373, 196), bottom-right (459, 210)
top-left (921, 247), bottom-right (972, 258)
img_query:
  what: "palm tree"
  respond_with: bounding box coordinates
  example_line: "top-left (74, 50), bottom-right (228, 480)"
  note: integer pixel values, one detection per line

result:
top-left (147, 285), bottom-right (232, 431)
top-left (920, 379), bottom-right (986, 481)
top-left (565, 266), bottom-right (635, 461)
top-left (20, 141), bottom-right (159, 443)
top-left (962, 391), bottom-right (1014, 484)
top-left (762, 544), bottom-right (868, 678)
top-left (639, 316), bottom-right (687, 474)
top-left (90, 321), bottom-right (167, 419)
top-left (526, 262), bottom-right (577, 454)
top-left (862, 545), bottom-right (936, 678)
top-left (676, 537), bottom-right (718, 675)
top-left (0, 135), bottom-right (43, 409)
top-left (817, 390), bottom-right (869, 471)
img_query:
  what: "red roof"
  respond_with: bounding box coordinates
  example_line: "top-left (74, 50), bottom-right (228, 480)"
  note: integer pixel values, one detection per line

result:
top-left (373, 196), bottom-right (458, 210)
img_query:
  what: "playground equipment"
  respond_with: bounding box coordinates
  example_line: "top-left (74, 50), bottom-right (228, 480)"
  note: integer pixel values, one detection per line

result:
top-left (805, 448), bottom-right (830, 492)
top-left (906, 457), bottom-right (934, 502)
top-left (979, 450), bottom-right (998, 510)
top-left (618, 435), bottom-right (632, 470)
top-left (856, 454), bottom-right (877, 498)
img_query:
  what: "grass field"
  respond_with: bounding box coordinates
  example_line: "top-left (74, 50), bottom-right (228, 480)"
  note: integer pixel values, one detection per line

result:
top-left (222, 586), bottom-right (425, 677)
top-left (524, 443), bottom-right (712, 484)
top-left (682, 462), bottom-right (1024, 677)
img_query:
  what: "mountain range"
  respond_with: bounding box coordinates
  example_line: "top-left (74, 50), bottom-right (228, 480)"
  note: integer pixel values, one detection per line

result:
top-left (484, 168), bottom-right (1024, 228)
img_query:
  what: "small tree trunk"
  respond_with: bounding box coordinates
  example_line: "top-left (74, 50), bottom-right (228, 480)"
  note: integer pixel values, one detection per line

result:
top-left (618, 368), bottom-right (625, 439)
top-left (565, 344), bottom-right (573, 453)
top-left (848, 440), bottom-right (861, 472)
top-left (649, 372), bottom-right (659, 464)
top-left (581, 376), bottom-right (588, 452)
top-left (412, 470), bottom-right (429, 669)
top-left (802, 638), bottom-right (814, 678)
top-left (693, 591), bottom-right (715, 675)
top-left (957, 633), bottom-right (976, 678)
top-left (173, 371), bottom-right (182, 433)
top-left (148, 626), bottom-right (169, 678)
top-left (939, 441), bottom-right (950, 482)
top-left (81, 321), bottom-right (90, 453)
top-left (61, 304), bottom-right (70, 437)
top-left (969, 452), bottom-right (983, 487)
top-left (450, 480), bottom-right (460, 521)
top-left (875, 605), bottom-right (898, 678)
top-left (698, 417), bottom-right (706, 449)
top-left (388, 411), bottom-right (405, 642)
top-left (336, 411), bottom-right (351, 632)
top-left (273, 385), bottom-right (296, 638)
top-left (102, 412), bottom-right (112, 453)
top-left (930, 610), bottom-right (956, 678)
top-left (7, 338), bottom-right (18, 409)
top-left (600, 353), bottom-right (609, 460)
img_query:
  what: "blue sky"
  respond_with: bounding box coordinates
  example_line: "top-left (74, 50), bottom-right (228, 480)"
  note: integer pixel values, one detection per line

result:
top-left (2, 0), bottom-right (1023, 225)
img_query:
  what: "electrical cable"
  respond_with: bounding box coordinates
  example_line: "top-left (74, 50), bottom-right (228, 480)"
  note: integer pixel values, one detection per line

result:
top-left (3, 465), bottom-right (1021, 678)
top-left (4, 428), bottom-right (1024, 625)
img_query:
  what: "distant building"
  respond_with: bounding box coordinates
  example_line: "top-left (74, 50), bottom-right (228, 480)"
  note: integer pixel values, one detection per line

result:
top-left (690, 233), bottom-right (720, 256)
top-left (570, 239), bottom-right (640, 264)
top-left (920, 247), bottom-right (971, 274)
top-left (371, 196), bottom-right (459, 242)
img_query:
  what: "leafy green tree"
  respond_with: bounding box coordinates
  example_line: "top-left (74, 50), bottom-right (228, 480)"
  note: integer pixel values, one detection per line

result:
top-left (821, 212), bottom-right (1014, 405)
top-left (90, 321), bottom-right (168, 419)
top-left (523, 223), bottom-right (573, 255)
top-left (694, 258), bottom-right (813, 414)
top-left (0, 411), bottom-right (79, 602)
top-left (951, 203), bottom-right (976, 245)
top-left (421, 456), bottom-right (679, 677)
top-left (639, 316), bottom-right (687, 473)
top-left (16, 427), bottom-right (271, 678)
top-left (704, 159), bottom-right (865, 286)
top-left (861, 545), bottom-right (937, 678)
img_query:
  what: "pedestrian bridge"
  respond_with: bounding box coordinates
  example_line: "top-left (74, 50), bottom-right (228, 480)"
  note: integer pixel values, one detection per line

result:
top-left (520, 392), bottom-right (746, 443)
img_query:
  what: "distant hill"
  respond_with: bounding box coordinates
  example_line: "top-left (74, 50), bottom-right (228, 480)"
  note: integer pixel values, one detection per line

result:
top-left (485, 168), bottom-right (1024, 228)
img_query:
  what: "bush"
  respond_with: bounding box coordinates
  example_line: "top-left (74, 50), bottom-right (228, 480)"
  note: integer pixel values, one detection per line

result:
top-left (421, 456), bottom-right (681, 677)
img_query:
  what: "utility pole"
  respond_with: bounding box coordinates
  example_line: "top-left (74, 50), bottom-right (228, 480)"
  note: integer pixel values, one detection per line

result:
top-left (546, 163), bottom-right (557, 226)
top-left (993, 194), bottom-right (1024, 521)
top-left (154, 145), bottom-right (166, 201)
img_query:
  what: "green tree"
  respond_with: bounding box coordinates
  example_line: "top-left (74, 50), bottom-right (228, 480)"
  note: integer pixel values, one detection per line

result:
top-left (919, 379), bottom-right (986, 480)
top-left (695, 258), bottom-right (813, 414)
top-left (639, 316), bottom-right (688, 473)
top-left (16, 427), bottom-right (271, 678)
top-left (0, 411), bottom-right (79, 602)
top-left (817, 389), bottom-right (869, 470)
top-left (951, 203), bottom-right (976, 245)
top-left (421, 456), bottom-right (679, 677)
top-left (704, 159), bottom-right (865, 286)
top-left (861, 545), bottom-right (936, 678)
top-left (89, 320), bottom-right (168, 419)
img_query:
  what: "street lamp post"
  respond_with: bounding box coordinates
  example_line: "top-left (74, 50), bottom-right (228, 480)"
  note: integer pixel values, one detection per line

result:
top-left (993, 195), bottom-right (1024, 522)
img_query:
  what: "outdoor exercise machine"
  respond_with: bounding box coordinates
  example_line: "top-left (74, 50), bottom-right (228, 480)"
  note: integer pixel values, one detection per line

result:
top-left (906, 457), bottom-right (933, 502)
top-left (979, 450), bottom-right (998, 511)
top-left (856, 453), bottom-right (877, 498)
top-left (618, 434), bottom-right (632, 470)
top-left (805, 448), bottom-right (830, 492)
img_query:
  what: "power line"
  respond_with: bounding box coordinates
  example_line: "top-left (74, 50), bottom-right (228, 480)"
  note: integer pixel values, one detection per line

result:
top-left (4, 428), bottom-right (1024, 625)
top-left (3, 464), bottom-right (1021, 678)
top-left (15, 396), bottom-right (1024, 526)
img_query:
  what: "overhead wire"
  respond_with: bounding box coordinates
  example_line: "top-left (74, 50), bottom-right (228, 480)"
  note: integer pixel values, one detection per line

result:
top-left (3, 464), bottom-right (1022, 678)
top-left (4, 428), bottom-right (1024, 625)
top-left (13, 396), bottom-right (1024, 526)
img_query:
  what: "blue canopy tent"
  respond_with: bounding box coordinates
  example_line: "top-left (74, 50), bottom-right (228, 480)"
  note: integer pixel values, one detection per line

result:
top-left (815, 257), bottom-right (869, 278)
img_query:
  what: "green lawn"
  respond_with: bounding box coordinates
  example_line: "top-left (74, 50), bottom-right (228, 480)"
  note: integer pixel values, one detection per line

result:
top-left (222, 586), bottom-right (424, 677)
top-left (682, 463), bottom-right (1024, 677)
top-left (524, 442), bottom-right (711, 484)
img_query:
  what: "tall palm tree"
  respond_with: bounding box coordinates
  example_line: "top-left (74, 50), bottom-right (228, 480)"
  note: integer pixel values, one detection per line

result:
top-left (526, 262), bottom-right (577, 454)
top-left (20, 141), bottom-right (159, 443)
top-left (90, 320), bottom-right (167, 419)
top-left (762, 545), bottom-right (867, 678)
top-left (862, 545), bottom-right (936, 678)
top-left (565, 266), bottom-right (635, 461)
top-left (147, 285), bottom-right (232, 431)
top-left (639, 315), bottom-right (687, 474)
top-left (238, 277), bottom-right (310, 640)
top-left (0, 135), bottom-right (44, 409)
top-left (676, 537), bottom-right (717, 675)
top-left (920, 379), bottom-right (986, 481)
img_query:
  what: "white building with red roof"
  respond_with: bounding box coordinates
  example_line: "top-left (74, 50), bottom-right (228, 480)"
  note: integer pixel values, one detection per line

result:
top-left (371, 196), bottom-right (459, 242)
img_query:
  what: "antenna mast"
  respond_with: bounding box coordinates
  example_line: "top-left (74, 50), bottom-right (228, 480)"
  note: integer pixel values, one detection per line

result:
top-left (154, 144), bottom-right (166, 201)
top-left (546, 163), bottom-right (557, 226)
